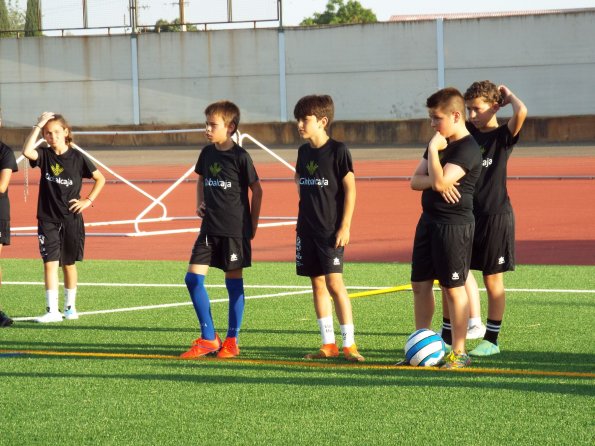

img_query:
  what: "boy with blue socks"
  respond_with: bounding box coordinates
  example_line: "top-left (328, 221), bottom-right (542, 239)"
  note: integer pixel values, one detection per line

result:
top-left (181, 100), bottom-right (262, 359)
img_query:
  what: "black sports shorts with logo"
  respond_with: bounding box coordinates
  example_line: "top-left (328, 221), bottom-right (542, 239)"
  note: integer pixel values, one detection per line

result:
top-left (411, 217), bottom-right (474, 289)
top-left (37, 215), bottom-right (85, 266)
top-left (189, 232), bottom-right (251, 272)
top-left (296, 234), bottom-right (344, 277)
top-left (471, 212), bottom-right (515, 275)
top-left (0, 220), bottom-right (10, 245)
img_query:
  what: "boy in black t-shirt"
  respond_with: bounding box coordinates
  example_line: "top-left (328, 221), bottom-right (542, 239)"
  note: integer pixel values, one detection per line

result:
top-left (294, 95), bottom-right (364, 362)
top-left (22, 112), bottom-right (105, 323)
top-left (463, 81), bottom-right (527, 356)
top-left (181, 100), bottom-right (262, 359)
top-left (0, 109), bottom-right (18, 327)
top-left (407, 88), bottom-right (481, 369)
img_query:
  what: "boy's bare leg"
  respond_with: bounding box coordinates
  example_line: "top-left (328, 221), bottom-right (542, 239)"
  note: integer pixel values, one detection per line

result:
top-left (412, 280), bottom-right (435, 329)
top-left (466, 273), bottom-right (481, 321)
top-left (311, 275), bottom-right (333, 319)
top-left (43, 261), bottom-right (60, 291)
top-left (325, 272), bottom-right (352, 325)
top-left (63, 264), bottom-right (78, 289)
top-left (443, 285), bottom-right (469, 353)
top-left (484, 273), bottom-right (506, 320)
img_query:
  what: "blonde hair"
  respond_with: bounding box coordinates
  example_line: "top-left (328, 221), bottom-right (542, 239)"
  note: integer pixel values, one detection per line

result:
top-left (204, 100), bottom-right (240, 135)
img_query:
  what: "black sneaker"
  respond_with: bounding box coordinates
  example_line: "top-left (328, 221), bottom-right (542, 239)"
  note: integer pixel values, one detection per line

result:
top-left (0, 311), bottom-right (13, 327)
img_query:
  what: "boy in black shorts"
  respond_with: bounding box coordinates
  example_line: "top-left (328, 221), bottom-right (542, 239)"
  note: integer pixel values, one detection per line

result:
top-left (464, 81), bottom-right (527, 356)
top-left (408, 88), bottom-right (482, 369)
top-left (0, 109), bottom-right (18, 327)
top-left (181, 100), bottom-right (262, 359)
top-left (294, 94), bottom-right (364, 362)
top-left (22, 112), bottom-right (105, 323)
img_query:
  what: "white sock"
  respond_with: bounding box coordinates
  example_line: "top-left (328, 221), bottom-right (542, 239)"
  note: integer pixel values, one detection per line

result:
top-left (317, 316), bottom-right (335, 345)
top-left (468, 317), bottom-right (482, 328)
top-left (64, 288), bottom-right (77, 311)
top-left (45, 289), bottom-right (59, 313)
top-left (340, 324), bottom-right (355, 348)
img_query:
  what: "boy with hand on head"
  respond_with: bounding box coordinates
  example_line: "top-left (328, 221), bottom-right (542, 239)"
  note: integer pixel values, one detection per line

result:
top-left (181, 100), bottom-right (262, 359)
top-left (22, 112), bottom-right (105, 323)
top-left (294, 94), bottom-right (364, 363)
top-left (408, 88), bottom-right (482, 369)
top-left (0, 109), bottom-right (18, 327)
top-left (463, 81), bottom-right (527, 356)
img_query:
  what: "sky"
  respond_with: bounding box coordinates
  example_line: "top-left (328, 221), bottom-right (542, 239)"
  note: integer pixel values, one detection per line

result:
top-left (10, 0), bottom-right (595, 32)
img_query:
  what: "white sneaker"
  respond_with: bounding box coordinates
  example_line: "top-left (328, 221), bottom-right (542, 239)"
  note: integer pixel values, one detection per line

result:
top-left (466, 323), bottom-right (487, 340)
top-left (35, 311), bottom-right (63, 323)
top-left (64, 307), bottom-right (79, 320)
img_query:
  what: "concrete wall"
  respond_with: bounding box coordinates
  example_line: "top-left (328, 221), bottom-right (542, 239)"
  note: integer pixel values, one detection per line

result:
top-left (1, 10), bottom-right (594, 143)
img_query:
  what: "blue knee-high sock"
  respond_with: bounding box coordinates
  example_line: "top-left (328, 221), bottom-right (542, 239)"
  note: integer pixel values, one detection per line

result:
top-left (185, 272), bottom-right (216, 340)
top-left (225, 278), bottom-right (245, 339)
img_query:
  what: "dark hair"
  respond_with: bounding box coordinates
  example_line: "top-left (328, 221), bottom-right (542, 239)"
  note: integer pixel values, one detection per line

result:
top-left (43, 114), bottom-right (74, 145)
top-left (426, 87), bottom-right (466, 116)
top-left (204, 100), bottom-right (240, 135)
top-left (293, 95), bottom-right (334, 128)
top-left (464, 80), bottom-right (502, 105)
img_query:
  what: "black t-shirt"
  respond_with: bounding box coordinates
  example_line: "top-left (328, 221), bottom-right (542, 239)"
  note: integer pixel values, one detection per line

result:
top-left (195, 143), bottom-right (259, 238)
top-left (421, 135), bottom-right (482, 224)
top-left (29, 146), bottom-right (96, 222)
top-left (295, 138), bottom-right (354, 237)
top-left (0, 141), bottom-right (18, 221)
top-left (467, 122), bottom-right (519, 215)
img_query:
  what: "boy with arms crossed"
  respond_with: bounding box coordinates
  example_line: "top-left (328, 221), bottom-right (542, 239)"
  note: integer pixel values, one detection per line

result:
top-left (0, 109), bottom-right (18, 327)
top-left (22, 112), bottom-right (105, 323)
top-left (181, 100), bottom-right (262, 359)
top-left (464, 81), bottom-right (527, 356)
top-left (294, 94), bottom-right (364, 362)
top-left (408, 88), bottom-right (481, 368)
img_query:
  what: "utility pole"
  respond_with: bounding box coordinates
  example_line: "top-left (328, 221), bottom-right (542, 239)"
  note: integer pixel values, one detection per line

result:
top-left (129, 0), bottom-right (138, 34)
top-left (178, 0), bottom-right (186, 31)
top-left (82, 0), bottom-right (88, 28)
top-left (227, 0), bottom-right (232, 22)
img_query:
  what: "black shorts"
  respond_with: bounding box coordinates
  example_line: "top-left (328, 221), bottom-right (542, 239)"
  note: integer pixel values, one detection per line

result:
top-left (0, 220), bottom-right (10, 245)
top-left (189, 233), bottom-right (251, 272)
top-left (38, 216), bottom-right (85, 266)
top-left (411, 217), bottom-right (474, 288)
top-left (296, 234), bottom-right (344, 277)
top-left (471, 212), bottom-right (515, 275)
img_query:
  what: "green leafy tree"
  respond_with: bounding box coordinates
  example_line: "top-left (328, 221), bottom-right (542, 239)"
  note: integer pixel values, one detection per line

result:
top-left (153, 18), bottom-right (197, 33)
top-left (300, 0), bottom-right (376, 26)
top-left (24, 0), bottom-right (41, 36)
top-left (0, 0), bottom-right (10, 33)
top-left (1, 0), bottom-right (25, 36)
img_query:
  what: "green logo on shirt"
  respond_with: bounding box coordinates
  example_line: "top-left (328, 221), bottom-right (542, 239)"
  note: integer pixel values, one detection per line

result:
top-left (50, 163), bottom-right (64, 176)
top-left (209, 162), bottom-right (223, 177)
top-left (306, 160), bottom-right (318, 175)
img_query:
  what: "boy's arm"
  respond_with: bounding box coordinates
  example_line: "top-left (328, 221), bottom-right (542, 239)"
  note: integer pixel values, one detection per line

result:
top-left (249, 180), bottom-right (263, 239)
top-left (195, 174), bottom-right (206, 217)
top-left (68, 169), bottom-right (105, 214)
top-left (500, 85), bottom-right (528, 138)
top-left (427, 133), bottom-right (466, 192)
top-left (335, 171), bottom-right (355, 248)
top-left (410, 158), bottom-right (431, 191)
top-left (22, 127), bottom-right (41, 161)
top-left (0, 168), bottom-right (12, 195)
top-left (293, 172), bottom-right (300, 197)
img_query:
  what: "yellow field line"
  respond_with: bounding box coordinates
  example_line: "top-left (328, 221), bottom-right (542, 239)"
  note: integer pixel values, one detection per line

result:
top-left (1, 349), bottom-right (593, 379)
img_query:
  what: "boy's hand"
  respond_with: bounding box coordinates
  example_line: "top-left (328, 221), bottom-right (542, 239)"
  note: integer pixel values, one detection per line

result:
top-left (68, 198), bottom-right (92, 214)
top-left (197, 201), bottom-right (206, 218)
top-left (428, 132), bottom-right (448, 151)
top-left (499, 85), bottom-right (513, 106)
top-left (335, 227), bottom-right (350, 248)
top-left (36, 111), bottom-right (56, 129)
top-left (441, 183), bottom-right (461, 204)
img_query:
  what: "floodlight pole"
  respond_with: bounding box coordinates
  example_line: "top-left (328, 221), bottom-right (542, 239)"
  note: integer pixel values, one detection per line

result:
top-left (179, 0), bottom-right (186, 31)
top-left (82, 0), bottom-right (88, 28)
top-left (278, 0), bottom-right (283, 28)
top-left (227, 0), bottom-right (232, 22)
top-left (129, 0), bottom-right (138, 34)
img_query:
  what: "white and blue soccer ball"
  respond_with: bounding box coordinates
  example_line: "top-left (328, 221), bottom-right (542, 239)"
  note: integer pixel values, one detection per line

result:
top-left (404, 328), bottom-right (446, 366)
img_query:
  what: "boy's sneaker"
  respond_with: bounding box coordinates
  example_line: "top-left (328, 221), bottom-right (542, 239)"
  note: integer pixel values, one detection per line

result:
top-left (304, 343), bottom-right (339, 359)
top-left (440, 351), bottom-right (471, 369)
top-left (466, 323), bottom-right (487, 340)
top-left (64, 307), bottom-right (79, 320)
top-left (180, 334), bottom-right (222, 359)
top-left (35, 311), bottom-right (63, 323)
top-left (469, 340), bottom-right (500, 357)
top-left (343, 344), bottom-right (365, 362)
top-left (0, 311), bottom-right (13, 327)
top-left (217, 337), bottom-right (240, 358)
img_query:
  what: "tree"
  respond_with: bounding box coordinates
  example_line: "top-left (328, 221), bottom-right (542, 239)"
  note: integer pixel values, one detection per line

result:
top-left (300, 0), bottom-right (376, 26)
top-left (0, 0), bottom-right (25, 37)
top-left (153, 18), bottom-right (198, 33)
top-left (24, 0), bottom-right (41, 36)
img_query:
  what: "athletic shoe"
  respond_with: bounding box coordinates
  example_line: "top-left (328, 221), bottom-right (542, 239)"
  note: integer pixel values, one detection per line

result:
top-left (444, 343), bottom-right (452, 354)
top-left (343, 344), bottom-right (365, 363)
top-left (469, 340), bottom-right (500, 357)
top-left (180, 334), bottom-right (222, 359)
top-left (304, 343), bottom-right (339, 359)
top-left (35, 311), bottom-right (63, 323)
top-left (217, 337), bottom-right (240, 358)
top-left (64, 307), bottom-right (79, 320)
top-left (466, 323), bottom-right (487, 340)
top-left (0, 311), bottom-right (13, 327)
top-left (440, 351), bottom-right (471, 369)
